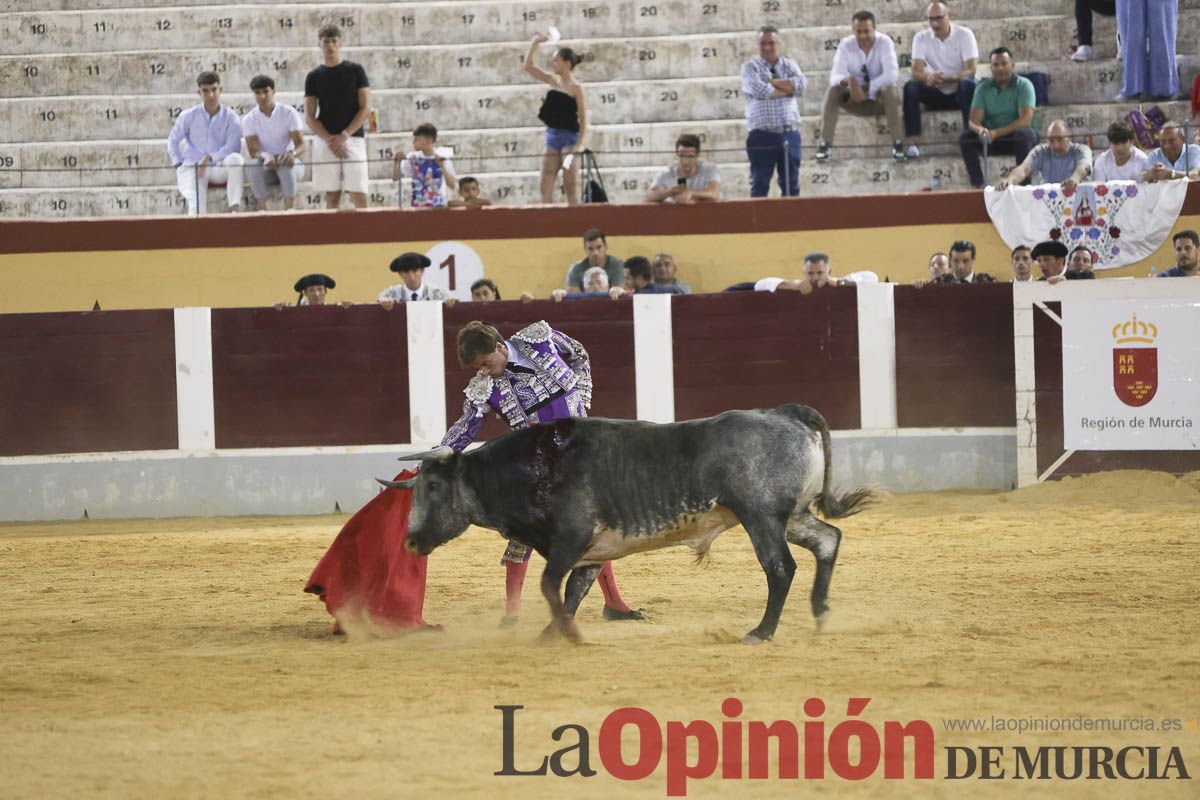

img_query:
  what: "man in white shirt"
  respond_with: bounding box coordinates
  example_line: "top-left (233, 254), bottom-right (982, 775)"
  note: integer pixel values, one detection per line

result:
top-left (902, 2), bottom-right (978, 158)
top-left (1091, 121), bottom-right (1148, 182)
top-left (816, 11), bottom-right (905, 163)
top-left (378, 252), bottom-right (449, 308)
top-left (166, 71), bottom-right (245, 215)
top-left (242, 75), bottom-right (306, 210)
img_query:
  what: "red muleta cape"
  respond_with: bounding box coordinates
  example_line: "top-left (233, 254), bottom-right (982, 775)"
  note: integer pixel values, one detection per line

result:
top-left (304, 469), bottom-right (434, 632)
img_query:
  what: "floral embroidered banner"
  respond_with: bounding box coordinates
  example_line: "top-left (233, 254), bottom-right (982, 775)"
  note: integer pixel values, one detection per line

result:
top-left (983, 180), bottom-right (1188, 270)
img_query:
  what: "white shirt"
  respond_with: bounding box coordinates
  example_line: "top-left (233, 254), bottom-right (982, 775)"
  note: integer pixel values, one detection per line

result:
top-left (911, 24), bottom-right (979, 95)
top-left (241, 103), bottom-right (303, 158)
top-left (829, 33), bottom-right (899, 100)
top-left (377, 283), bottom-right (449, 303)
top-left (1091, 147), bottom-right (1149, 183)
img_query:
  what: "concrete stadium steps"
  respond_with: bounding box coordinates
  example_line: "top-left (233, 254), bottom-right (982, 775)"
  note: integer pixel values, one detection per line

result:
top-left (0, 155), bottom-right (998, 217)
top-left (3, 0), bottom-right (1077, 43)
top-left (0, 64), bottom-right (1186, 147)
top-left (1, 99), bottom-right (1186, 191)
top-left (4, 13), bottom-right (1184, 98)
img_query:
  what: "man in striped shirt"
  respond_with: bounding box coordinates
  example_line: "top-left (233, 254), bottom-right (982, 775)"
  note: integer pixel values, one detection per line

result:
top-left (741, 26), bottom-right (807, 197)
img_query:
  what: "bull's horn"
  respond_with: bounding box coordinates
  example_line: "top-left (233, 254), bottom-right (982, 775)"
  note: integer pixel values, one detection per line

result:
top-left (396, 446), bottom-right (455, 463)
top-left (377, 477), bottom-right (417, 490)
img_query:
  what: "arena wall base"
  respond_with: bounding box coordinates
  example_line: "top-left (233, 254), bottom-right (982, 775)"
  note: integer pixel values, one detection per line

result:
top-left (0, 429), bottom-right (1017, 522)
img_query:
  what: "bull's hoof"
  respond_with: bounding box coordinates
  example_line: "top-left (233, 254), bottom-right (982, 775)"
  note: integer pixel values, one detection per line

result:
top-left (815, 611), bottom-right (832, 632)
top-left (537, 624), bottom-right (561, 643)
top-left (499, 615), bottom-right (520, 628)
top-left (742, 633), bottom-right (772, 645)
top-left (603, 606), bottom-right (647, 621)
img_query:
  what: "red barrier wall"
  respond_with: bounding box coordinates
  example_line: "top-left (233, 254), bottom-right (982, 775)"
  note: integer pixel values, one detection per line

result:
top-left (212, 305), bottom-right (411, 448)
top-left (0, 309), bottom-right (176, 455)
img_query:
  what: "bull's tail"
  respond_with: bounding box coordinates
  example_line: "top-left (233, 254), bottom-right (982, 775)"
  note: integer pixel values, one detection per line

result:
top-left (790, 405), bottom-right (879, 519)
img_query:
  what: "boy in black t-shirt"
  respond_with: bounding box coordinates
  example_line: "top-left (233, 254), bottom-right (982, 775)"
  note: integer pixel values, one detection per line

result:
top-left (304, 25), bottom-right (371, 209)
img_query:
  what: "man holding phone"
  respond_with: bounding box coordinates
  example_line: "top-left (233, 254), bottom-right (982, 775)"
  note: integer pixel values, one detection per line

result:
top-left (645, 134), bottom-right (722, 204)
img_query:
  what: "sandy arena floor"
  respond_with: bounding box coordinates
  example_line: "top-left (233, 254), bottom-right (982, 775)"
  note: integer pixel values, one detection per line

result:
top-left (1, 471), bottom-right (1198, 799)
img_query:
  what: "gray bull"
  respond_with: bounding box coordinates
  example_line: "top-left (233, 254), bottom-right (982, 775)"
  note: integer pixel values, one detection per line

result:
top-left (382, 404), bottom-right (874, 643)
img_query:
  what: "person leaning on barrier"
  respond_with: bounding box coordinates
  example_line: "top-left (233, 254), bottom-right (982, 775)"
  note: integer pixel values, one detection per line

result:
top-left (741, 25), bottom-right (807, 198)
top-left (274, 273), bottom-right (354, 308)
top-left (644, 134), bottom-right (721, 205)
top-left (958, 47), bottom-right (1036, 189)
top-left (1068, 246), bottom-right (1095, 274)
top-left (756, 252), bottom-right (877, 294)
top-left (166, 71), bottom-right (245, 216)
top-left (815, 10), bottom-right (905, 163)
top-left (1143, 123), bottom-right (1200, 182)
top-left (912, 251), bottom-right (950, 286)
top-left (471, 277), bottom-right (535, 303)
top-left (902, 2), bottom-right (978, 159)
top-left (1091, 121), bottom-right (1149, 183)
top-left (243, 75), bottom-right (306, 211)
top-left (1011, 245), bottom-right (1035, 282)
top-left (933, 239), bottom-right (997, 283)
top-left (304, 24), bottom-right (371, 210)
top-left (1033, 240), bottom-right (1094, 283)
top-left (995, 119), bottom-right (1092, 192)
top-left (448, 177), bottom-right (493, 209)
top-left (625, 256), bottom-right (686, 295)
top-left (551, 266), bottom-right (625, 301)
top-left (378, 252), bottom-right (450, 309)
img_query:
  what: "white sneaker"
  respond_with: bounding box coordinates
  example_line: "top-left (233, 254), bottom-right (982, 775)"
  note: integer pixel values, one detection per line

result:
top-left (905, 144), bottom-right (920, 158)
top-left (1070, 45), bottom-right (1094, 62)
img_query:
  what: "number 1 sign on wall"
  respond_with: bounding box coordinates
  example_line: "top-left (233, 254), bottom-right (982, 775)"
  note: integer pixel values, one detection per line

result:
top-left (423, 241), bottom-right (485, 301)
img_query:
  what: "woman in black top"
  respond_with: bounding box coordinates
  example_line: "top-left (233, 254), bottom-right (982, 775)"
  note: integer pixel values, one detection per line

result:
top-left (524, 34), bottom-right (589, 205)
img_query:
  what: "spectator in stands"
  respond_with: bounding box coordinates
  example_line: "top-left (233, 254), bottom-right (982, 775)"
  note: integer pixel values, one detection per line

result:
top-left (525, 34), bottom-right (588, 205)
top-left (645, 134), bottom-right (722, 204)
top-left (378, 252), bottom-right (448, 308)
top-left (394, 123), bottom-right (456, 208)
top-left (1068, 246), bottom-right (1096, 273)
top-left (1011, 245), bottom-right (1035, 282)
top-left (995, 120), bottom-right (1092, 191)
top-left (1116, 0), bottom-right (1179, 100)
top-left (1158, 230), bottom-right (1200, 277)
top-left (1070, 0), bottom-right (1115, 62)
top-left (912, 251), bottom-right (950, 287)
top-left (551, 266), bottom-right (626, 301)
top-left (1143, 123), bottom-right (1200, 182)
top-left (471, 278), bottom-right (501, 301)
top-left (755, 252), bottom-right (875, 293)
top-left (936, 239), bottom-right (997, 283)
top-left (166, 71), bottom-right (245, 216)
top-left (243, 75), bottom-right (306, 211)
top-left (1091, 121), bottom-right (1149, 182)
top-left (959, 47), bottom-right (1036, 189)
top-left (448, 177), bottom-right (493, 208)
top-left (274, 273), bottom-right (355, 308)
top-left (741, 25), bottom-right (807, 197)
top-left (903, 2), bottom-right (979, 158)
top-left (652, 253), bottom-right (693, 293)
top-left (1033, 240), bottom-right (1094, 282)
top-left (304, 24), bottom-right (371, 210)
top-left (816, 11), bottom-right (904, 163)
top-left (565, 228), bottom-right (624, 292)
top-left (625, 256), bottom-right (686, 294)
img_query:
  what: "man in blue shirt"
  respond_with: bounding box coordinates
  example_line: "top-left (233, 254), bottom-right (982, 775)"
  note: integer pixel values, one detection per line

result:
top-left (1144, 124), bottom-right (1200, 182)
top-left (1158, 230), bottom-right (1200, 277)
top-left (166, 71), bottom-right (245, 215)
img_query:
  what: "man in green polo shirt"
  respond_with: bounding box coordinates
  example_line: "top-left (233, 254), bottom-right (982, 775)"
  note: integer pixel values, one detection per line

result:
top-left (958, 46), bottom-right (1036, 188)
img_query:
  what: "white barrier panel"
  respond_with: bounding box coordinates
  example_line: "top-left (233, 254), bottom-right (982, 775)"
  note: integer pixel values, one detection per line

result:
top-left (1063, 299), bottom-right (1200, 450)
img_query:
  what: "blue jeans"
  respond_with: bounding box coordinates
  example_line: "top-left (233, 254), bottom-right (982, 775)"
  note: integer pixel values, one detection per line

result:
top-left (902, 79), bottom-right (976, 138)
top-left (746, 129), bottom-right (801, 197)
top-left (1116, 0), bottom-right (1179, 97)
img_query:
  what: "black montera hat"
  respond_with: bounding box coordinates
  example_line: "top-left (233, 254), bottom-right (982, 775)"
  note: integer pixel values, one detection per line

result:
top-left (294, 273), bottom-right (336, 293)
top-left (390, 252), bottom-right (432, 272)
top-left (1030, 240), bottom-right (1069, 260)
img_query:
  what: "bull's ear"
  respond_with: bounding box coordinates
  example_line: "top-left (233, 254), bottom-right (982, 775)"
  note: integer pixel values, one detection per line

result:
top-left (377, 477), bottom-right (417, 490)
top-left (396, 445), bottom-right (455, 463)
